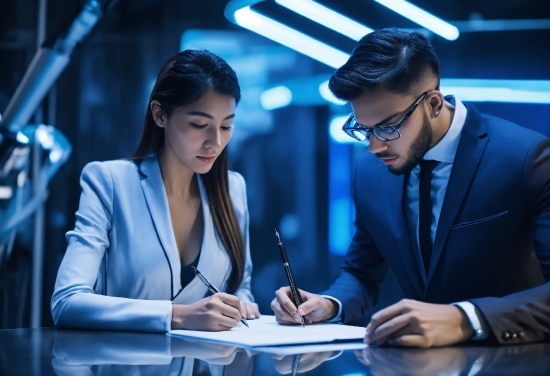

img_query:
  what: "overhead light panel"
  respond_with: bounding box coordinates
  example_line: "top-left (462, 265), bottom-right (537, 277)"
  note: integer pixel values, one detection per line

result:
top-left (275, 0), bottom-right (373, 41)
top-left (232, 6), bottom-right (349, 68)
top-left (374, 0), bottom-right (459, 40)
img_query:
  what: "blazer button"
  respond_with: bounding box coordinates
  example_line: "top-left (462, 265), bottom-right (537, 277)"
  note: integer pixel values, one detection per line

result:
top-left (502, 331), bottom-right (511, 341)
top-left (518, 331), bottom-right (525, 338)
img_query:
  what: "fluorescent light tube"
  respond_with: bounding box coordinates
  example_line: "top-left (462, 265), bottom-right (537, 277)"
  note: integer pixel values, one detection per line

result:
top-left (319, 80), bottom-right (347, 105)
top-left (375, 0), bottom-right (459, 40)
top-left (260, 86), bottom-right (293, 110)
top-left (275, 0), bottom-right (373, 41)
top-left (441, 79), bottom-right (550, 103)
top-left (234, 6), bottom-right (349, 68)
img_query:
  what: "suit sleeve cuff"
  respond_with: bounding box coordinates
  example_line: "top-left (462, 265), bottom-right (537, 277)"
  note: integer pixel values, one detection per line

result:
top-left (452, 301), bottom-right (488, 340)
top-left (320, 295), bottom-right (343, 323)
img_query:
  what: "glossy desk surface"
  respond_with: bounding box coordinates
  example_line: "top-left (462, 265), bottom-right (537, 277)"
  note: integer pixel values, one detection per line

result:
top-left (1, 327), bottom-right (549, 375)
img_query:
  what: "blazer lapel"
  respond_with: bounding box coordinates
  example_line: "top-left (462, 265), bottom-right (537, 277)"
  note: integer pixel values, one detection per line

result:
top-left (175, 175), bottom-right (230, 304)
top-left (426, 105), bottom-right (489, 287)
top-left (139, 155), bottom-right (180, 298)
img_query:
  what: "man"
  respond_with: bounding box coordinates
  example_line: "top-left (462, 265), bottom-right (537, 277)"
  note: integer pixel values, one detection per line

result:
top-left (272, 28), bottom-right (550, 347)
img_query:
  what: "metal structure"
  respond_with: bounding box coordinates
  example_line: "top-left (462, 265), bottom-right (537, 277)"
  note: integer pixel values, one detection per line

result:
top-left (0, 0), bottom-right (118, 328)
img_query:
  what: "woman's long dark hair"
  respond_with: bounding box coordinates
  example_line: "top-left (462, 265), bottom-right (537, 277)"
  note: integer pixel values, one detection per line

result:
top-left (132, 49), bottom-right (244, 294)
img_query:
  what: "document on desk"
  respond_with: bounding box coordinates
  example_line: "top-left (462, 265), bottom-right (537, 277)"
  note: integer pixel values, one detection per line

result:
top-left (168, 315), bottom-right (366, 348)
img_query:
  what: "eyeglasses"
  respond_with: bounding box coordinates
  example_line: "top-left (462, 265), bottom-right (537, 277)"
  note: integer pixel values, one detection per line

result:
top-left (342, 91), bottom-right (431, 142)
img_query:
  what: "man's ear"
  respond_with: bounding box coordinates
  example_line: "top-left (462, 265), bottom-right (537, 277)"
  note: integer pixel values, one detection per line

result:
top-left (150, 100), bottom-right (166, 127)
top-left (428, 92), bottom-right (444, 119)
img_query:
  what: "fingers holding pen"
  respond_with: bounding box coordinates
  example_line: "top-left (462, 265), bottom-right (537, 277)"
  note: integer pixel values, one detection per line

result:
top-left (272, 287), bottom-right (302, 324)
top-left (172, 293), bottom-right (242, 331)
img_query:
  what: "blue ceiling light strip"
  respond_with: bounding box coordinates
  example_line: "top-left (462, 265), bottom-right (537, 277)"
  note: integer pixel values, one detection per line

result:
top-left (374, 0), bottom-right (459, 40)
top-left (440, 79), bottom-right (550, 104)
top-left (275, 0), bottom-right (373, 41)
top-left (226, 1), bottom-right (349, 68)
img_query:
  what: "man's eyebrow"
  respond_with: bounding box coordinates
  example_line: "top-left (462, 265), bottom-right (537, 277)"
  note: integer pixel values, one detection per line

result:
top-left (363, 111), bottom-right (403, 129)
top-left (186, 111), bottom-right (235, 121)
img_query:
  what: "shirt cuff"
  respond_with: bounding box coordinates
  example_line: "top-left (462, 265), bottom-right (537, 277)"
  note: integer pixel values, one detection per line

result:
top-left (452, 301), bottom-right (488, 340)
top-left (320, 295), bottom-right (343, 323)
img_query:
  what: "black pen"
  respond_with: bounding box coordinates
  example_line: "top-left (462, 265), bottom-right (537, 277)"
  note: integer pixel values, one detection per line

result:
top-left (191, 266), bottom-right (249, 328)
top-left (275, 229), bottom-right (305, 327)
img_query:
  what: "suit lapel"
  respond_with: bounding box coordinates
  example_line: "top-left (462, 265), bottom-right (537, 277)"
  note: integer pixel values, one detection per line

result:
top-left (139, 155), bottom-right (180, 298)
top-left (426, 105), bottom-right (489, 287)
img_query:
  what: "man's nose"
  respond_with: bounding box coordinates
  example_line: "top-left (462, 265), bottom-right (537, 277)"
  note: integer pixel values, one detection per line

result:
top-left (368, 136), bottom-right (388, 154)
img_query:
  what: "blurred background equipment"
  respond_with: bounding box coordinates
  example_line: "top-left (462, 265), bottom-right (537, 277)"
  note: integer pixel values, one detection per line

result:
top-left (0, 0), bottom-right (117, 328)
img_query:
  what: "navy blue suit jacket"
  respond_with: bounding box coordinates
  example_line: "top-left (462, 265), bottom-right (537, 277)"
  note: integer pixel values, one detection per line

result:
top-left (323, 102), bottom-right (550, 344)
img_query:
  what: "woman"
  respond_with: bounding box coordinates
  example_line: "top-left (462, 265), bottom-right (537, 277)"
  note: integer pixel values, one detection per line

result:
top-left (51, 49), bottom-right (259, 332)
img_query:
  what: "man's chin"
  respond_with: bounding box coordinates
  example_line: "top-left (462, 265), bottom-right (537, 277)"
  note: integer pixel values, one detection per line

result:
top-left (388, 161), bottom-right (416, 176)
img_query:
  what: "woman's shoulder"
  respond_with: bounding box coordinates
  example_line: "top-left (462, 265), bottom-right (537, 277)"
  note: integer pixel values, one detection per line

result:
top-left (81, 158), bottom-right (140, 182)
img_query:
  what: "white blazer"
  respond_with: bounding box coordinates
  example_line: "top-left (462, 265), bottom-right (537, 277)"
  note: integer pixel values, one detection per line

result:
top-left (51, 154), bottom-right (254, 332)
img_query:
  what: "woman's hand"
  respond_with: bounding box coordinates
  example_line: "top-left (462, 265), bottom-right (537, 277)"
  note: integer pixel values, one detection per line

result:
top-left (240, 301), bottom-right (260, 320)
top-left (171, 293), bottom-right (243, 331)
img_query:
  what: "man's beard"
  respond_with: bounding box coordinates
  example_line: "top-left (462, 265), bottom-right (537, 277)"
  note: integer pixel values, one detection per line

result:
top-left (387, 110), bottom-right (432, 176)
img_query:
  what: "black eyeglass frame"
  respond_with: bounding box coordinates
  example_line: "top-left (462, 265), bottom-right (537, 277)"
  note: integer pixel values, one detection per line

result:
top-left (342, 91), bottom-right (431, 142)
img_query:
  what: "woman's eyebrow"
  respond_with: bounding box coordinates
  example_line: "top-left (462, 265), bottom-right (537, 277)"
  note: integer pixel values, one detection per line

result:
top-left (186, 111), bottom-right (235, 121)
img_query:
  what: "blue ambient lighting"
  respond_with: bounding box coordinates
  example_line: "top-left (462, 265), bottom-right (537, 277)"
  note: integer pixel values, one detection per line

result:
top-left (440, 79), bottom-right (550, 104)
top-left (275, 0), bottom-right (373, 41)
top-left (319, 80), bottom-right (347, 105)
top-left (328, 138), bottom-right (354, 255)
top-left (260, 85), bottom-right (293, 110)
top-left (232, 6), bottom-right (349, 68)
top-left (374, 0), bottom-right (459, 40)
top-left (329, 115), bottom-right (361, 143)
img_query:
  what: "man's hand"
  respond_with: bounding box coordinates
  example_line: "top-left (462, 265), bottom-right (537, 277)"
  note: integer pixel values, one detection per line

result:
top-left (271, 287), bottom-right (338, 325)
top-left (365, 299), bottom-right (473, 348)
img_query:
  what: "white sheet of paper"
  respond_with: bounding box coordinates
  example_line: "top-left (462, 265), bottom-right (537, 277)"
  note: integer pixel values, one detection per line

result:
top-left (168, 315), bottom-right (366, 348)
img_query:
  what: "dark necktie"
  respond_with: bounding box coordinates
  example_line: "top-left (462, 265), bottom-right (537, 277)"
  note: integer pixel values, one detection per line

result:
top-left (419, 160), bottom-right (440, 275)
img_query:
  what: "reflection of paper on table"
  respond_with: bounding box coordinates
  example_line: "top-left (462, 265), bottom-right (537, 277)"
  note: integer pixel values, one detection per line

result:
top-left (255, 342), bottom-right (366, 355)
top-left (168, 315), bottom-right (366, 348)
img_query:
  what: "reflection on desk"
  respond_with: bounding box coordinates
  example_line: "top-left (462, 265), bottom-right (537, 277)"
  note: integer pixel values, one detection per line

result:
top-left (358, 344), bottom-right (550, 376)
top-left (51, 330), bottom-right (248, 376)
top-left (0, 328), bottom-right (548, 375)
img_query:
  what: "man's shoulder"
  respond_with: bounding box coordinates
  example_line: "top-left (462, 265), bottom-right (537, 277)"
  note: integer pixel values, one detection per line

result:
top-left (477, 112), bottom-right (548, 146)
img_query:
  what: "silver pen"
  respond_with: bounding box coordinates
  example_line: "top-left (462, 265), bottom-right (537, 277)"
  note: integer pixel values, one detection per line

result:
top-left (191, 266), bottom-right (249, 328)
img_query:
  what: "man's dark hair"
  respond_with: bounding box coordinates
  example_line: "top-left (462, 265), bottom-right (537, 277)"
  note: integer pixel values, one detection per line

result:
top-left (329, 28), bottom-right (440, 101)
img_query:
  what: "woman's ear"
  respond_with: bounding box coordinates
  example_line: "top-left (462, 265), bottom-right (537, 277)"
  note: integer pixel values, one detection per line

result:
top-left (150, 100), bottom-right (166, 127)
